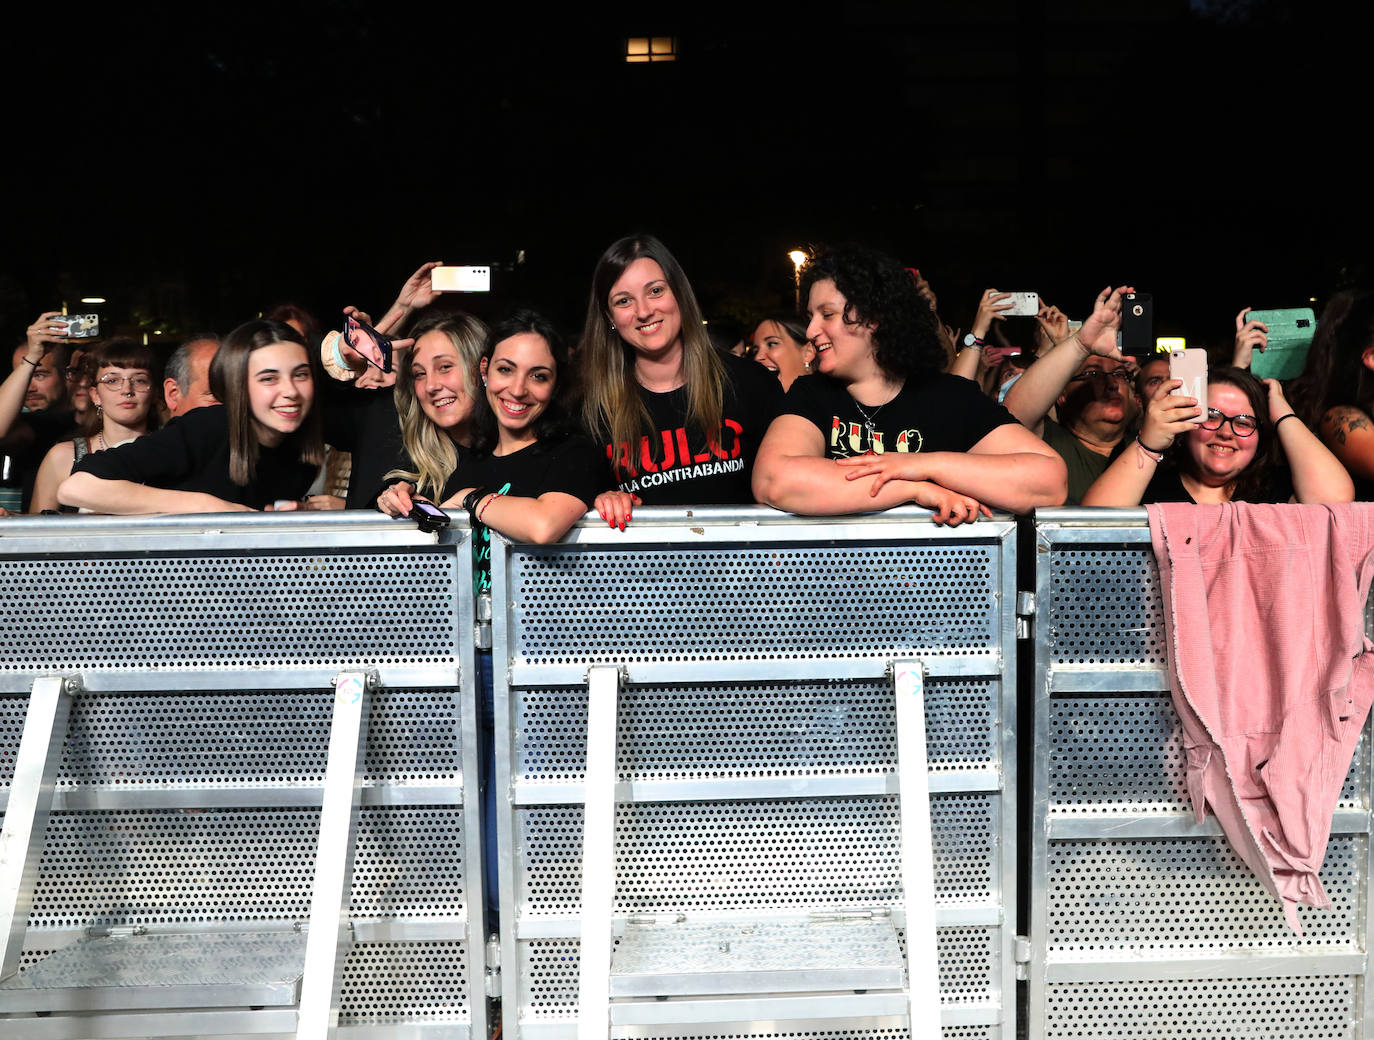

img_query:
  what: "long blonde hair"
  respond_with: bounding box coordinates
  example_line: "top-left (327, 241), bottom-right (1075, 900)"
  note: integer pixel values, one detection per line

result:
top-left (576, 235), bottom-right (725, 476)
top-left (387, 312), bottom-right (487, 500)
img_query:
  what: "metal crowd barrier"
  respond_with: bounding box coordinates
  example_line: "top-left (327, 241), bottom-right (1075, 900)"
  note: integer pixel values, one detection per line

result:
top-left (489, 506), bottom-right (1020, 1040)
top-left (0, 512), bottom-right (487, 1040)
top-left (1028, 508), bottom-right (1374, 1040)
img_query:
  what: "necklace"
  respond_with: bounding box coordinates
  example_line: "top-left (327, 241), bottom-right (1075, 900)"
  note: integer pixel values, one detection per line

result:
top-left (850, 388), bottom-right (900, 441)
top-left (97, 431), bottom-right (109, 452)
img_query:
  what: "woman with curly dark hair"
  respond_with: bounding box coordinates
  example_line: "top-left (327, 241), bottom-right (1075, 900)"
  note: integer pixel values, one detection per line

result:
top-left (752, 243), bottom-right (1067, 520)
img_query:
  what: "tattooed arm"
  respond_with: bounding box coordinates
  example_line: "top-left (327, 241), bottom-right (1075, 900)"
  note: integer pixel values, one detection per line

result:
top-left (1319, 405), bottom-right (1374, 483)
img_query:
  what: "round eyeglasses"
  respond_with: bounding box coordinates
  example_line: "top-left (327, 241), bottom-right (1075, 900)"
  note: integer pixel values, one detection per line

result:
top-left (1200, 408), bottom-right (1259, 437)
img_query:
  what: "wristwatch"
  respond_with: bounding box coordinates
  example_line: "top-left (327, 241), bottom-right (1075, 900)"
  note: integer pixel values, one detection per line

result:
top-left (963, 333), bottom-right (985, 349)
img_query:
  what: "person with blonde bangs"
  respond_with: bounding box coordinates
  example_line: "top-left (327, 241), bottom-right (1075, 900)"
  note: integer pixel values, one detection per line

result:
top-left (58, 320), bottom-right (325, 513)
top-left (377, 311), bottom-right (488, 506)
top-left (751, 315), bottom-right (816, 391)
top-left (578, 235), bottom-right (783, 529)
top-left (30, 340), bottom-right (161, 513)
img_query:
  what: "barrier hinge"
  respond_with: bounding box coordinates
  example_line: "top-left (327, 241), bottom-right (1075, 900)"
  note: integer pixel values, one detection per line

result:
top-left (474, 593), bottom-right (493, 651)
top-left (484, 933), bottom-right (501, 996)
top-left (1014, 934), bottom-right (1032, 980)
top-left (1015, 591), bottom-right (1036, 639)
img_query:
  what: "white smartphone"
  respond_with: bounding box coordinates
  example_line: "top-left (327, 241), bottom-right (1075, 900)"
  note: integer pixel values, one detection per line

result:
top-left (992, 291), bottom-right (1039, 316)
top-left (1169, 348), bottom-right (1208, 424)
top-left (431, 266), bottom-right (491, 293)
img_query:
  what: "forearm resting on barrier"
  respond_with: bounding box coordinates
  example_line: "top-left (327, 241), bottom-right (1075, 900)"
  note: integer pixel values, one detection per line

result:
top-left (57, 472), bottom-right (255, 515)
top-left (441, 486), bottom-right (590, 544)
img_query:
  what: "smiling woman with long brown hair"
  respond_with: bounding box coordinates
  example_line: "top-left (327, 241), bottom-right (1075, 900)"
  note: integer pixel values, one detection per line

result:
top-left (576, 234), bottom-right (783, 528)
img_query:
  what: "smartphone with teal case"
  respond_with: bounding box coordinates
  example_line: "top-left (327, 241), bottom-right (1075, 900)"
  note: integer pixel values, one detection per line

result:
top-left (1247, 308), bottom-right (1316, 381)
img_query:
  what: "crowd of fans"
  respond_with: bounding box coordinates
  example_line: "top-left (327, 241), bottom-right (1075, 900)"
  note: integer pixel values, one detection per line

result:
top-left (4, 237), bottom-right (1370, 533)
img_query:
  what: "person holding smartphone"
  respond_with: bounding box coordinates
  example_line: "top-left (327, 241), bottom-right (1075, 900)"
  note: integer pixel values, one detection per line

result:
top-left (1081, 367), bottom-right (1352, 506)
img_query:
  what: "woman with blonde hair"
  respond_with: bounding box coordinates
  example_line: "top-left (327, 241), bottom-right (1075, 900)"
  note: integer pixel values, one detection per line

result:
top-left (380, 310), bottom-right (488, 505)
top-left (578, 234), bottom-right (783, 527)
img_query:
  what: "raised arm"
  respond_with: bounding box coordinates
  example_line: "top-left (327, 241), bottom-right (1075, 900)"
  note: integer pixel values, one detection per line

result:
top-left (1266, 381), bottom-right (1353, 503)
top-left (1080, 378), bottom-right (1200, 507)
top-left (1231, 307), bottom-right (1269, 369)
top-left (949, 289), bottom-right (1012, 382)
top-left (1002, 286), bottom-right (1131, 435)
top-left (1, 312), bottom-right (67, 440)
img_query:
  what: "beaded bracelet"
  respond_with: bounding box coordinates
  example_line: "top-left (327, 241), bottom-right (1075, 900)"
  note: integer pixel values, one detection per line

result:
top-left (477, 491), bottom-right (503, 524)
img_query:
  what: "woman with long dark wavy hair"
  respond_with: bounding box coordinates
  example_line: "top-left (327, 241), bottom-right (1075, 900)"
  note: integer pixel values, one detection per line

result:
top-left (751, 242), bottom-right (1067, 521)
top-left (577, 234), bottom-right (783, 528)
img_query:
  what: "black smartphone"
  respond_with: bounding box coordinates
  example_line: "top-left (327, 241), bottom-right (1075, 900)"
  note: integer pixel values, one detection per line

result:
top-left (1120, 292), bottom-right (1155, 359)
top-left (407, 499), bottom-right (451, 533)
top-left (344, 314), bottom-right (393, 374)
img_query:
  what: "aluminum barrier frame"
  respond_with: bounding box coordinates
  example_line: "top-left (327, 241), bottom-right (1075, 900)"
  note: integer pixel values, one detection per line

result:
top-left (489, 505), bottom-right (1020, 1040)
top-left (0, 512), bottom-right (486, 1040)
top-left (1029, 507), bottom-right (1374, 1040)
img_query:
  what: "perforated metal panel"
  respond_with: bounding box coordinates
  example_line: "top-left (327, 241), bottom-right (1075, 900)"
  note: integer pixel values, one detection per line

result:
top-left (1031, 510), bottom-right (1373, 1040)
top-left (515, 678), bottom-right (998, 782)
top-left (0, 547), bottom-right (457, 680)
top-left (493, 511), bottom-right (1019, 1040)
top-left (516, 794), bottom-right (997, 915)
top-left (509, 541), bottom-right (1000, 665)
top-left (339, 940), bottom-right (469, 1023)
top-left (1, 688), bottom-right (463, 792)
top-left (1043, 977), bottom-right (1356, 1039)
top-left (0, 516), bottom-right (483, 1039)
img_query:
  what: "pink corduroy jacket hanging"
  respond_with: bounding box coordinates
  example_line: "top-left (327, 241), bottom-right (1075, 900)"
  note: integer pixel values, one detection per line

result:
top-left (1147, 502), bottom-right (1374, 933)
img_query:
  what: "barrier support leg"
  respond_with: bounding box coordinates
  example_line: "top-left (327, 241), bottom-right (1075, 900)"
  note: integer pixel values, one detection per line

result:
top-left (0, 676), bottom-right (74, 982)
top-left (893, 659), bottom-right (940, 1038)
top-left (296, 670), bottom-right (372, 1040)
top-left (577, 665), bottom-right (621, 1040)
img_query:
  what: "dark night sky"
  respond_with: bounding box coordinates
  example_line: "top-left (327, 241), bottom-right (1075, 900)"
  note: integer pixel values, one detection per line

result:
top-left (5, 0), bottom-right (1369, 354)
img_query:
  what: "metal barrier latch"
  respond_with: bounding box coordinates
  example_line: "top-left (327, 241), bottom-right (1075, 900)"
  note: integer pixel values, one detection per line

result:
top-left (1014, 934), bottom-right (1032, 980)
top-left (1016, 591), bottom-right (1036, 639)
top-left (475, 592), bottom-right (493, 650)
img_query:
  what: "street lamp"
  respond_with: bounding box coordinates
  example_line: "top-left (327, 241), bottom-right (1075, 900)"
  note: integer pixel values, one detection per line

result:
top-left (788, 249), bottom-right (808, 310)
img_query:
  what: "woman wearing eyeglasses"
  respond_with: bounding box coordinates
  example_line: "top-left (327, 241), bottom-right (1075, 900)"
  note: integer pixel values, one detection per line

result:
top-left (29, 340), bottom-right (161, 513)
top-left (1081, 366), bottom-right (1353, 505)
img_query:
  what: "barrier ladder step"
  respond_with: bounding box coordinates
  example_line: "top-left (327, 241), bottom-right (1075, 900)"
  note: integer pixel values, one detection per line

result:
top-left (0, 931), bottom-right (307, 1013)
top-left (609, 918), bottom-right (905, 998)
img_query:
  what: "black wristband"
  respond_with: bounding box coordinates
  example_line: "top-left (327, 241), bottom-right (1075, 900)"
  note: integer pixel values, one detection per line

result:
top-left (461, 486), bottom-right (487, 521)
top-left (1273, 413), bottom-right (1300, 431)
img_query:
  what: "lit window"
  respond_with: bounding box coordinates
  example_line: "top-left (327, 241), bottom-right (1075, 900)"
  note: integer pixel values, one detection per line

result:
top-left (625, 36), bottom-right (676, 63)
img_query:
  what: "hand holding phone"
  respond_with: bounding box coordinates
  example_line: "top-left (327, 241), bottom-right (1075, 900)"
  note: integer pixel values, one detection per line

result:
top-left (343, 314), bottom-right (393, 374)
top-left (1169, 348), bottom-right (1208, 425)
